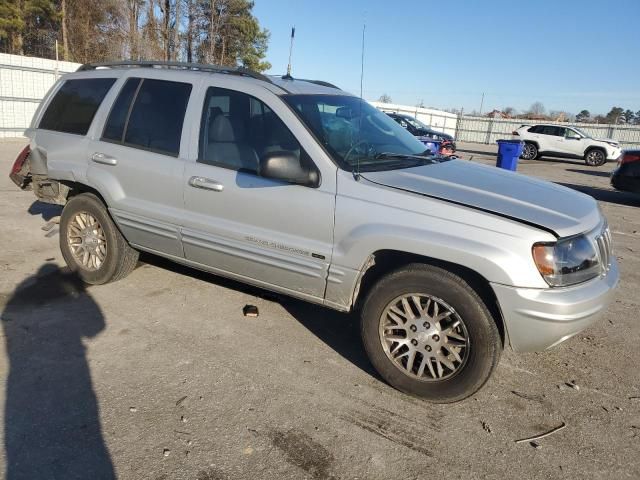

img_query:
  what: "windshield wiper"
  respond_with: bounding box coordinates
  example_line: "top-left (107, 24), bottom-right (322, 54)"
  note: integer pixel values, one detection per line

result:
top-left (374, 152), bottom-right (436, 162)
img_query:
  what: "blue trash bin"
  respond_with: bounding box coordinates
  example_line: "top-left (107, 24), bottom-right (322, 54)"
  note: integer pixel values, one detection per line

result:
top-left (496, 139), bottom-right (524, 171)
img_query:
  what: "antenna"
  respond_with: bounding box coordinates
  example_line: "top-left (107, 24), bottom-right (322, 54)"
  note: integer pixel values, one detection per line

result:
top-left (354, 21), bottom-right (366, 180)
top-left (284, 26), bottom-right (295, 79)
top-left (359, 23), bottom-right (365, 100)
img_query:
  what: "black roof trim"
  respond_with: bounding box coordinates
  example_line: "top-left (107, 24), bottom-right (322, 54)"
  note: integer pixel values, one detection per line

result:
top-left (297, 79), bottom-right (341, 90)
top-left (77, 61), bottom-right (272, 83)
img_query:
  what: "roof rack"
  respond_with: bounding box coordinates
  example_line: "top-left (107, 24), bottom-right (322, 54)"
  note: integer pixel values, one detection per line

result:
top-left (77, 61), bottom-right (272, 83)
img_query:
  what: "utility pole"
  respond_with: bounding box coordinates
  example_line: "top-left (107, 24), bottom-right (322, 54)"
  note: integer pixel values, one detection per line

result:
top-left (479, 92), bottom-right (485, 116)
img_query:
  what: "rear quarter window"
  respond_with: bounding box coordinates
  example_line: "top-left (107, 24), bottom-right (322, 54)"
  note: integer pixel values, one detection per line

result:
top-left (39, 78), bottom-right (116, 135)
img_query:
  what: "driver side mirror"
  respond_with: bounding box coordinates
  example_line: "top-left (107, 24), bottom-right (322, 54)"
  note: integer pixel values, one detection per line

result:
top-left (259, 151), bottom-right (320, 188)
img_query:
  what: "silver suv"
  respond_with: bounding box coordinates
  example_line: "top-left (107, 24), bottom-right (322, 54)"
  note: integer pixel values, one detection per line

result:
top-left (10, 61), bottom-right (619, 402)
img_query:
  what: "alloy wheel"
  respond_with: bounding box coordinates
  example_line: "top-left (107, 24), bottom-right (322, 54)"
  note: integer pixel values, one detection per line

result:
top-left (379, 293), bottom-right (470, 381)
top-left (586, 150), bottom-right (605, 166)
top-left (521, 144), bottom-right (537, 160)
top-left (67, 212), bottom-right (107, 271)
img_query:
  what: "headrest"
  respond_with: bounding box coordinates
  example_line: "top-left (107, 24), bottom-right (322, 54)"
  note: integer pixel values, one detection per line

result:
top-left (209, 114), bottom-right (245, 142)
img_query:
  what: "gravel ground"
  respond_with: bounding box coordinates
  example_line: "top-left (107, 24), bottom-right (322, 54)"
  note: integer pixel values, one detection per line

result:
top-left (0, 138), bottom-right (639, 480)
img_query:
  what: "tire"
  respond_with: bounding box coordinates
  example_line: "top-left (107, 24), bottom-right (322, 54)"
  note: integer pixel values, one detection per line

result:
top-left (521, 142), bottom-right (538, 160)
top-left (584, 149), bottom-right (606, 167)
top-left (360, 264), bottom-right (501, 403)
top-left (60, 193), bottom-right (138, 285)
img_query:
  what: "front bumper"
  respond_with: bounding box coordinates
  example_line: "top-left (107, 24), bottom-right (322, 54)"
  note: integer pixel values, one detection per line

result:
top-left (492, 260), bottom-right (619, 352)
top-left (607, 147), bottom-right (622, 160)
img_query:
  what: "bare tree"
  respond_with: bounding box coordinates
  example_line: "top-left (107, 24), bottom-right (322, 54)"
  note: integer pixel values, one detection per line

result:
top-left (528, 102), bottom-right (546, 116)
top-left (378, 93), bottom-right (392, 103)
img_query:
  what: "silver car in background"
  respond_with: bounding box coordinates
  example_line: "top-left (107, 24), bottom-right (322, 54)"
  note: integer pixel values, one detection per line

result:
top-left (10, 61), bottom-right (619, 402)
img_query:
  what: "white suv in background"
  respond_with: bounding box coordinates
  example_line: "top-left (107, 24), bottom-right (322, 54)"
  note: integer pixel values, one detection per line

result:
top-left (513, 124), bottom-right (621, 166)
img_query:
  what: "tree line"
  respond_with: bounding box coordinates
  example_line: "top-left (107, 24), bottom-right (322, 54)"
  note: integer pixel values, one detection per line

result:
top-left (0, 0), bottom-right (271, 72)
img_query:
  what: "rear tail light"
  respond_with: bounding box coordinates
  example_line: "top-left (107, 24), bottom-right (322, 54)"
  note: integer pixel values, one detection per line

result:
top-left (11, 145), bottom-right (30, 175)
top-left (620, 152), bottom-right (640, 165)
top-left (512, 131), bottom-right (519, 136)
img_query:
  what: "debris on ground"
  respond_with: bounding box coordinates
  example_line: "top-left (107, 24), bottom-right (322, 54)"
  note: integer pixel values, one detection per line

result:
top-left (243, 305), bottom-right (259, 317)
top-left (529, 441), bottom-right (541, 449)
top-left (515, 422), bottom-right (567, 444)
top-left (565, 380), bottom-right (580, 391)
top-left (481, 421), bottom-right (492, 433)
top-left (175, 395), bottom-right (187, 407)
top-left (41, 216), bottom-right (60, 231)
top-left (163, 448), bottom-right (171, 457)
top-left (129, 406), bottom-right (137, 412)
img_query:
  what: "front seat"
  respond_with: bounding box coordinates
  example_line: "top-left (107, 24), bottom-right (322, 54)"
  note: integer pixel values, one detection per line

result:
top-left (205, 114), bottom-right (259, 172)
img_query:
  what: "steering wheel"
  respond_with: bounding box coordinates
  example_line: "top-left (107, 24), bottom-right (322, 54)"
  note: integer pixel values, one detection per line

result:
top-left (344, 140), bottom-right (372, 165)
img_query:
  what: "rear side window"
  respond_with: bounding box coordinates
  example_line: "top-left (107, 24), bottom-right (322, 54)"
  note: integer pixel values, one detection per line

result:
top-left (102, 78), bottom-right (192, 157)
top-left (102, 78), bottom-right (141, 142)
top-left (541, 126), bottom-right (562, 136)
top-left (39, 78), bottom-right (116, 135)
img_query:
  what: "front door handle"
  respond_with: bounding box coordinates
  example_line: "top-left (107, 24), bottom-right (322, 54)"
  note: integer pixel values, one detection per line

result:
top-left (91, 152), bottom-right (118, 166)
top-left (188, 176), bottom-right (224, 192)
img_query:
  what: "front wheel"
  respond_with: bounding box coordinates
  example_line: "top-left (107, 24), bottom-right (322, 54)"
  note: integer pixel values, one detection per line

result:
top-left (584, 149), bottom-right (606, 167)
top-left (60, 193), bottom-right (139, 284)
top-left (360, 264), bottom-right (502, 403)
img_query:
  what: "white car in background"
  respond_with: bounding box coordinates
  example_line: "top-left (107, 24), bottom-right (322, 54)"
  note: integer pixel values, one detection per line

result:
top-left (513, 124), bottom-right (621, 166)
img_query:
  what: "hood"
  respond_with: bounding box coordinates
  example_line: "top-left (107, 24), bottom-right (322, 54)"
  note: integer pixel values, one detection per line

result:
top-left (361, 160), bottom-right (601, 238)
top-left (593, 137), bottom-right (618, 146)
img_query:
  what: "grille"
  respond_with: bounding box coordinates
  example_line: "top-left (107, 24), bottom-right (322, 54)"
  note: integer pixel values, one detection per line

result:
top-left (595, 226), bottom-right (613, 274)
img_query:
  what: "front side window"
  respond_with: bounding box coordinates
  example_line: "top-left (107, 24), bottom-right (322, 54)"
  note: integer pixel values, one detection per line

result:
top-left (565, 128), bottom-right (581, 139)
top-left (198, 87), bottom-right (304, 174)
top-left (39, 78), bottom-right (116, 135)
top-left (102, 77), bottom-right (192, 157)
top-left (284, 95), bottom-right (433, 171)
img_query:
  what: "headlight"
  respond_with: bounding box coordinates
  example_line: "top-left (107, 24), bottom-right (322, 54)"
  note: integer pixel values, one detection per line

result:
top-left (606, 141), bottom-right (619, 148)
top-left (532, 235), bottom-right (601, 287)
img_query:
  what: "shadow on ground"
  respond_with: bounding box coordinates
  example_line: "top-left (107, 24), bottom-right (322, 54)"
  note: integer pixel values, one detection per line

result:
top-left (565, 168), bottom-right (612, 178)
top-left (558, 182), bottom-right (640, 207)
top-left (138, 253), bottom-right (379, 380)
top-left (27, 200), bottom-right (63, 221)
top-left (0, 265), bottom-right (115, 480)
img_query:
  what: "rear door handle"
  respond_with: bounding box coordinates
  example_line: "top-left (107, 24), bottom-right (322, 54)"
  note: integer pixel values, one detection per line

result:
top-left (188, 176), bottom-right (224, 192)
top-left (91, 152), bottom-right (118, 166)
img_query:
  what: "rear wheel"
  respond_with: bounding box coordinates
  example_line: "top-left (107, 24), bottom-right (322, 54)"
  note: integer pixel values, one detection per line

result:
top-left (60, 193), bottom-right (138, 284)
top-left (585, 149), bottom-right (606, 167)
top-left (360, 264), bottom-right (502, 403)
top-left (521, 142), bottom-right (538, 160)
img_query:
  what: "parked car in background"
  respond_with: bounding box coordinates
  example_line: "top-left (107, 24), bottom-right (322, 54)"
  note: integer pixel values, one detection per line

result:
top-left (513, 124), bottom-right (621, 166)
top-left (611, 150), bottom-right (640, 194)
top-left (10, 61), bottom-right (618, 402)
top-left (386, 112), bottom-right (456, 150)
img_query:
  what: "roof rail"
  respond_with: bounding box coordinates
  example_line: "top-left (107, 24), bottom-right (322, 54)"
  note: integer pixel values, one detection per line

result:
top-left (77, 61), bottom-right (272, 83)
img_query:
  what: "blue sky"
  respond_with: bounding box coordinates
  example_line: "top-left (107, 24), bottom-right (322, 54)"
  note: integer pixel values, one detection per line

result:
top-left (253, 0), bottom-right (640, 115)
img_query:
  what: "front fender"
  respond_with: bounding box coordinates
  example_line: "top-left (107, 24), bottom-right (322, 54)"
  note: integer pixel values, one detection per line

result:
top-left (324, 180), bottom-right (554, 310)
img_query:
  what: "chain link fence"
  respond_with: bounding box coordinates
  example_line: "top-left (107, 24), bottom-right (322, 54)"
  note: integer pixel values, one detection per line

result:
top-left (455, 116), bottom-right (640, 149)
